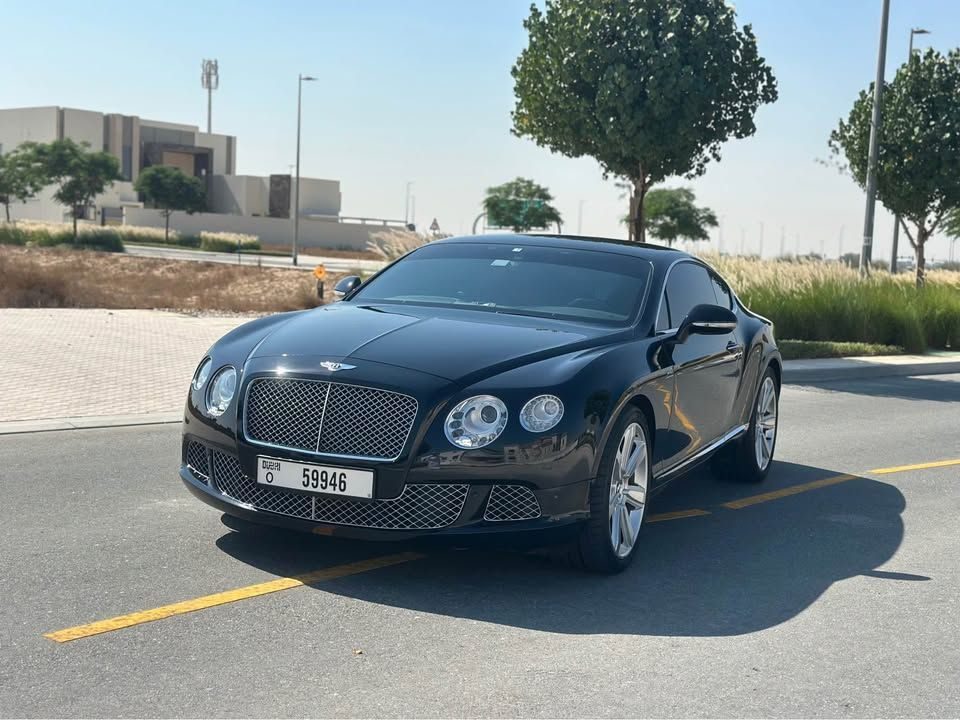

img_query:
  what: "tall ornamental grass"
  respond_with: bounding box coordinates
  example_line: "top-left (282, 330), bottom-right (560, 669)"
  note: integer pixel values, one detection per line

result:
top-left (0, 221), bottom-right (261, 253)
top-left (706, 254), bottom-right (960, 352)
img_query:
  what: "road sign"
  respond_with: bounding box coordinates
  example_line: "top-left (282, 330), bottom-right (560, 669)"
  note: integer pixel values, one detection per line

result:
top-left (429, 218), bottom-right (440, 232)
top-left (313, 264), bottom-right (326, 280)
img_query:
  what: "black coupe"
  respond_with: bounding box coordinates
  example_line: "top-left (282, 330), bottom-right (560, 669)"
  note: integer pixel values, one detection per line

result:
top-left (181, 234), bottom-right (780, 573)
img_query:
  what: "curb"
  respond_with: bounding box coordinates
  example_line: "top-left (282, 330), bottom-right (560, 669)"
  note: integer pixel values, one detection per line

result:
top-left (0, 412), bottom-right (182, 436)
top-left (783, 359), bottom-right (960, 384)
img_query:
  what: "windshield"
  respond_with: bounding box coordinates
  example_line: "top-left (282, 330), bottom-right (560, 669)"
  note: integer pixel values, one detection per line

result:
top-left (349, 242), bottom-right (652, 325)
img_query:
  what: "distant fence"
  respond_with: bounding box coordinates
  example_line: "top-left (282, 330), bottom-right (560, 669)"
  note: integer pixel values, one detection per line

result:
top-left (124, 208), bottom-right (402, 251)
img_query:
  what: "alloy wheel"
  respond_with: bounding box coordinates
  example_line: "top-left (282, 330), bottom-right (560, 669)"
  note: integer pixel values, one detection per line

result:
top-left (754, 376), bottom-right (778, 471)
top-left (608, 422), bottom-right (648, 558)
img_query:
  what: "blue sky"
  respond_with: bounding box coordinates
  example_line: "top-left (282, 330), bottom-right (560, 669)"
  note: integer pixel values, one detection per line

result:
top-left (3, 0), bottom-right (960, 259)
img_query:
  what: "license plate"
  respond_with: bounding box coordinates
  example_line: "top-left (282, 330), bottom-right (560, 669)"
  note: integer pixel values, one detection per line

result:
top-left (256, 457), bottom-right (373, 499)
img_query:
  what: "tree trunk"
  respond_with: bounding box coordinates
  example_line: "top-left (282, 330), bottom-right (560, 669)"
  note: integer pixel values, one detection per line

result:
top-left (915, 228), bottom-right (928, 289)
top-left (164, 212), bottom-right (170, 242)
top-left (631, 177), bottom-right (647, 244)
top-left (4, 203), bottom-right (9, 223)
top-left (72, 210), bottom-right (78, 243)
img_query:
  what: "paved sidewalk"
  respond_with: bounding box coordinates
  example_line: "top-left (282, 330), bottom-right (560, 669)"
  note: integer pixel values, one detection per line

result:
top-left (0, 309), bottom-right (246, 423)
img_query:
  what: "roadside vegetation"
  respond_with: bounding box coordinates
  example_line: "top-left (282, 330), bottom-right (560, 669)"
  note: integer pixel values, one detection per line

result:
top-left (0, 245), bottom-right (333, 313)
top-left (709, 255), bottom-right (960, 353)
top-left (0, 220), bottom-right (260, 253)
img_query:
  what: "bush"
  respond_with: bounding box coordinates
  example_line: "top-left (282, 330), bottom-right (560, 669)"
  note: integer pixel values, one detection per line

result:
top-left (198, 231), bottom-right (261, 253)
top-left (0, 221), bottom-right (124, 252)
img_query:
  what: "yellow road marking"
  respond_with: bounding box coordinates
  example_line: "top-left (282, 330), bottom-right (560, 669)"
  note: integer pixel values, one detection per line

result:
top-left (869, 458), bottom-right (960, 475)
top-left (646, 508), bottom-right (711, 522)
top-left (721, 474), bottom-right (856, 510)
top-left (44, 552), bottom-right (424, 643)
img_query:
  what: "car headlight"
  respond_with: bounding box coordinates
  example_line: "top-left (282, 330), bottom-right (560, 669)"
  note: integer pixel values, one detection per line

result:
top-left (444, 395), bottom-right (508, 449)
top-left (192, 357), bottom-right (213, 390)
top-left (206, 366), bottom-right (237, 417)
top-left (520, 394), bottom-right (564, 432)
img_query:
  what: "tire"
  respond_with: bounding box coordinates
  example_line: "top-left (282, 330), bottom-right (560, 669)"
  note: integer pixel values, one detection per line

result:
top-left (712, 366), bottom-right (779, 484)
top-left (559, 408), bottom-right (652, 574)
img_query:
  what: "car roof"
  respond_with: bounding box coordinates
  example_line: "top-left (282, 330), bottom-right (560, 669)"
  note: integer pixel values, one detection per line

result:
top-left (434, 233), bottom-right (690, 264)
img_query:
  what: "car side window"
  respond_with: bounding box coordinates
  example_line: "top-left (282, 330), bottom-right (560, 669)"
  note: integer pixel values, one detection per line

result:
top-left (710, 273), bottom-right (733, 309)
top-left (664, 262), bottom-right (717, 327)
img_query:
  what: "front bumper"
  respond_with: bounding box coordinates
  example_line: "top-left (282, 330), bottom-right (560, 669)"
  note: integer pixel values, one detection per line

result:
top-left (181, 444), bottom-right (590, 543)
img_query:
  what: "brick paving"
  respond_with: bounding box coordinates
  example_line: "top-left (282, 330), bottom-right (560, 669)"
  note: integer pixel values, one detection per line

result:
top-left (0, 309), bottom-right (247, 421)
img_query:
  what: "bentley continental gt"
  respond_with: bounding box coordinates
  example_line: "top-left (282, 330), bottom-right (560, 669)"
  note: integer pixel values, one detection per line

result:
top-left (180, 234), bottom-right (780, 573)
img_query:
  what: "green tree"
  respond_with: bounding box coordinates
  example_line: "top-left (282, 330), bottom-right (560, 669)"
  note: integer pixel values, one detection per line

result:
top-left (0, 145), bottom-right (47, 222)
top-left (33, 139), bottom-right (121, 241)
top-left (511, 0), bottom-right (777, 242)
top-left (134, 165), bottom-right (207, 241)
top-left (483, 177), bottom-right (562, 232)
top-left (643, 187), bottom-right (717, 247)
top-left (830, 49), bottom-right (960, 287)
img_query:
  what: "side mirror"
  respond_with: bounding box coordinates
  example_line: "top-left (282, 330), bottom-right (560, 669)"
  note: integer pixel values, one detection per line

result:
top-left (675, 304), bottom-right (737, 343)
top-left (333, 275), bottom-right (362, 299)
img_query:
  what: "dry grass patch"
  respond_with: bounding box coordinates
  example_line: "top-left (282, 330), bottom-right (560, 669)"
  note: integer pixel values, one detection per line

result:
top-left (0, 246), bottom-right (344, 313)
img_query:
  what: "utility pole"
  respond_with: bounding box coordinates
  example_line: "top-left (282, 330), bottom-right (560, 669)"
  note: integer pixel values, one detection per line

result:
top-left (577, 199), bottom-right (584, 234)
top-left (780, 226), bottom-right (786, 257)
top-left (404, 181), bottom-right (414, 225)
top-left (859, 0), bottom-right (891, 276)
top-left (201, 60), bottom-right (219, 134)
top-left (293, 73), bottom-right (317, 267)
top-left (838, 225), bottom-right (845, 259)
top-left (892, 27), bottom-right (931, 274)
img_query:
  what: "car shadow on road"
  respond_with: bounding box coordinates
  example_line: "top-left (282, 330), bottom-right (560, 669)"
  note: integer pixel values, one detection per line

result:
top-left (789, 374), bottom-right (960, 403)
top-left (216, 461), bottom-right (907, 638)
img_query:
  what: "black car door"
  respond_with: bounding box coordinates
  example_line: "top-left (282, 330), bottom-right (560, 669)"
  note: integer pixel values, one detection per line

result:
top-left (655, 261), bottom-right (743, 471)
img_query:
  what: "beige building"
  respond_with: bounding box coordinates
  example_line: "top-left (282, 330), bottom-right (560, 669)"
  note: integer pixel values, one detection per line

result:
top-left (0, 105), bottom-right (403, 249)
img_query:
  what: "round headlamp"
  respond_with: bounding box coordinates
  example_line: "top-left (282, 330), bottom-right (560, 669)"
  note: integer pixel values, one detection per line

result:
top-left (192, 357), bottom-right (212, 390)
top-left (520, 394), bottom-right (564, 433)
top-left (444, 395), bottom-right (508, 449)
top-left (206, 366), bottom-right (237, 417)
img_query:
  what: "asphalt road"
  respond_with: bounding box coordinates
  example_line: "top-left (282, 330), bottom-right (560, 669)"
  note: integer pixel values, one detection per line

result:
top-left (2, 375), bottom-right (959, 717)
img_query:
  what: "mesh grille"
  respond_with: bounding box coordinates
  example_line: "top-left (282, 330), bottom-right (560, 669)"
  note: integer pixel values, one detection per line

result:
top-left (484, 485), bottom-right (542, 522)
top-left (211, 451), bottom-right (466, 530)
top-left (213, 452), bottom-right (313, 520)
top-left (186, 441), bottom-right (210, 482)
top-left (244, 378), bottom-right (418, 460)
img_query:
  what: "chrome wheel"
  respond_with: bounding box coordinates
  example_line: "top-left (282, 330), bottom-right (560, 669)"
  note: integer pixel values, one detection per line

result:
top-left (609, 422), bottom-right (648, 558)
top-left (754, 376), bottom-right (778, 471)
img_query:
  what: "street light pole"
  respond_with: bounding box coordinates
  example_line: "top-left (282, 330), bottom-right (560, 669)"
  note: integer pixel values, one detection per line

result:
top-left (891, 27), bottom-right (930, 274)
top-left (293, 73), bottom-right (316, 267)
top-left (860, 0), bottom-right (891, 277)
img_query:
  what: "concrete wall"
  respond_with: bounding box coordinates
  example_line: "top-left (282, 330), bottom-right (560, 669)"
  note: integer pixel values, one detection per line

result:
top-left (7, 186), bottom-right (69, 223)
top-left (209, 175), bottom-right (269, 216)
top-left (298, 177), bottom-right (341, 216)
top-left (0, 107), bottom-right (59, 154)
top-left (61, 108), bottom-right (104, 150)
top-left (196, 132), bottom-right (234, 175)
top-left (125, 207), bottom-right (398, 251)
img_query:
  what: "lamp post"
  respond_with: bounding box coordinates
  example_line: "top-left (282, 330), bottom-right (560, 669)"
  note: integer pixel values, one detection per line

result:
top-left (891, 28), bottom-right (930, 274)
top-left (859, 0), bottom-right (891, 276)
top-left (293, 73), bottom-right (317, 267)
top-left (404, 181), bottom-right (414, 226)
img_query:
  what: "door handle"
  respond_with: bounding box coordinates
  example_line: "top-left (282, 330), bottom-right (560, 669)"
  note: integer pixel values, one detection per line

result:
top-left (726, 341), bottom-right (744, 358)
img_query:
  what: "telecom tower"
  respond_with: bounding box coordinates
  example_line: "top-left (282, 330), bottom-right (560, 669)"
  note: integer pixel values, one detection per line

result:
top-left (201, 59), bottom-right (219, 134)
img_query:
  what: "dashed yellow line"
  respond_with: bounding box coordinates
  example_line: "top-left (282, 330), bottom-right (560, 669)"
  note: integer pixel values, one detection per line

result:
top-left (44, 552), bottom-right (424, 643)
top-left (721, 474), bottom-right (856, 510)
top-left (647, 508), bottom-right (711, 522)
top-left (869, 458), bottom-right (960, 475)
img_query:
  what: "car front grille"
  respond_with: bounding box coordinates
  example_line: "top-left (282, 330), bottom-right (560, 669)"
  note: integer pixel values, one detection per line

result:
top-left (186, 441), bottom-right (210, 483)
top-left (244, 377), bottom-right (418, 461)
top-left (484, 485), bottom-right (542, 522)
top-left (211, 451), bottom-right (467, 530)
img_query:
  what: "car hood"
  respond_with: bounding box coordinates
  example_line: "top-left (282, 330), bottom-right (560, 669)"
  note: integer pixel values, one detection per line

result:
top-left (249, 302), bottom-right (619, 383)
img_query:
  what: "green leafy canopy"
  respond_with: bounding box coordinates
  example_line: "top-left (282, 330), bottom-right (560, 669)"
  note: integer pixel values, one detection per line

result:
top-left (830, 48), bottom-right (960, 285)
top-left (483, 177), bottom-right (562, 232)
top-left (134, 165), bottom-right (206, 216)
top-left (0, 145), bottom-right (47, 222)
top-left (643, 187), bottom-right (717, 246)
top-left (511, 0), bottom-right (777, 240)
